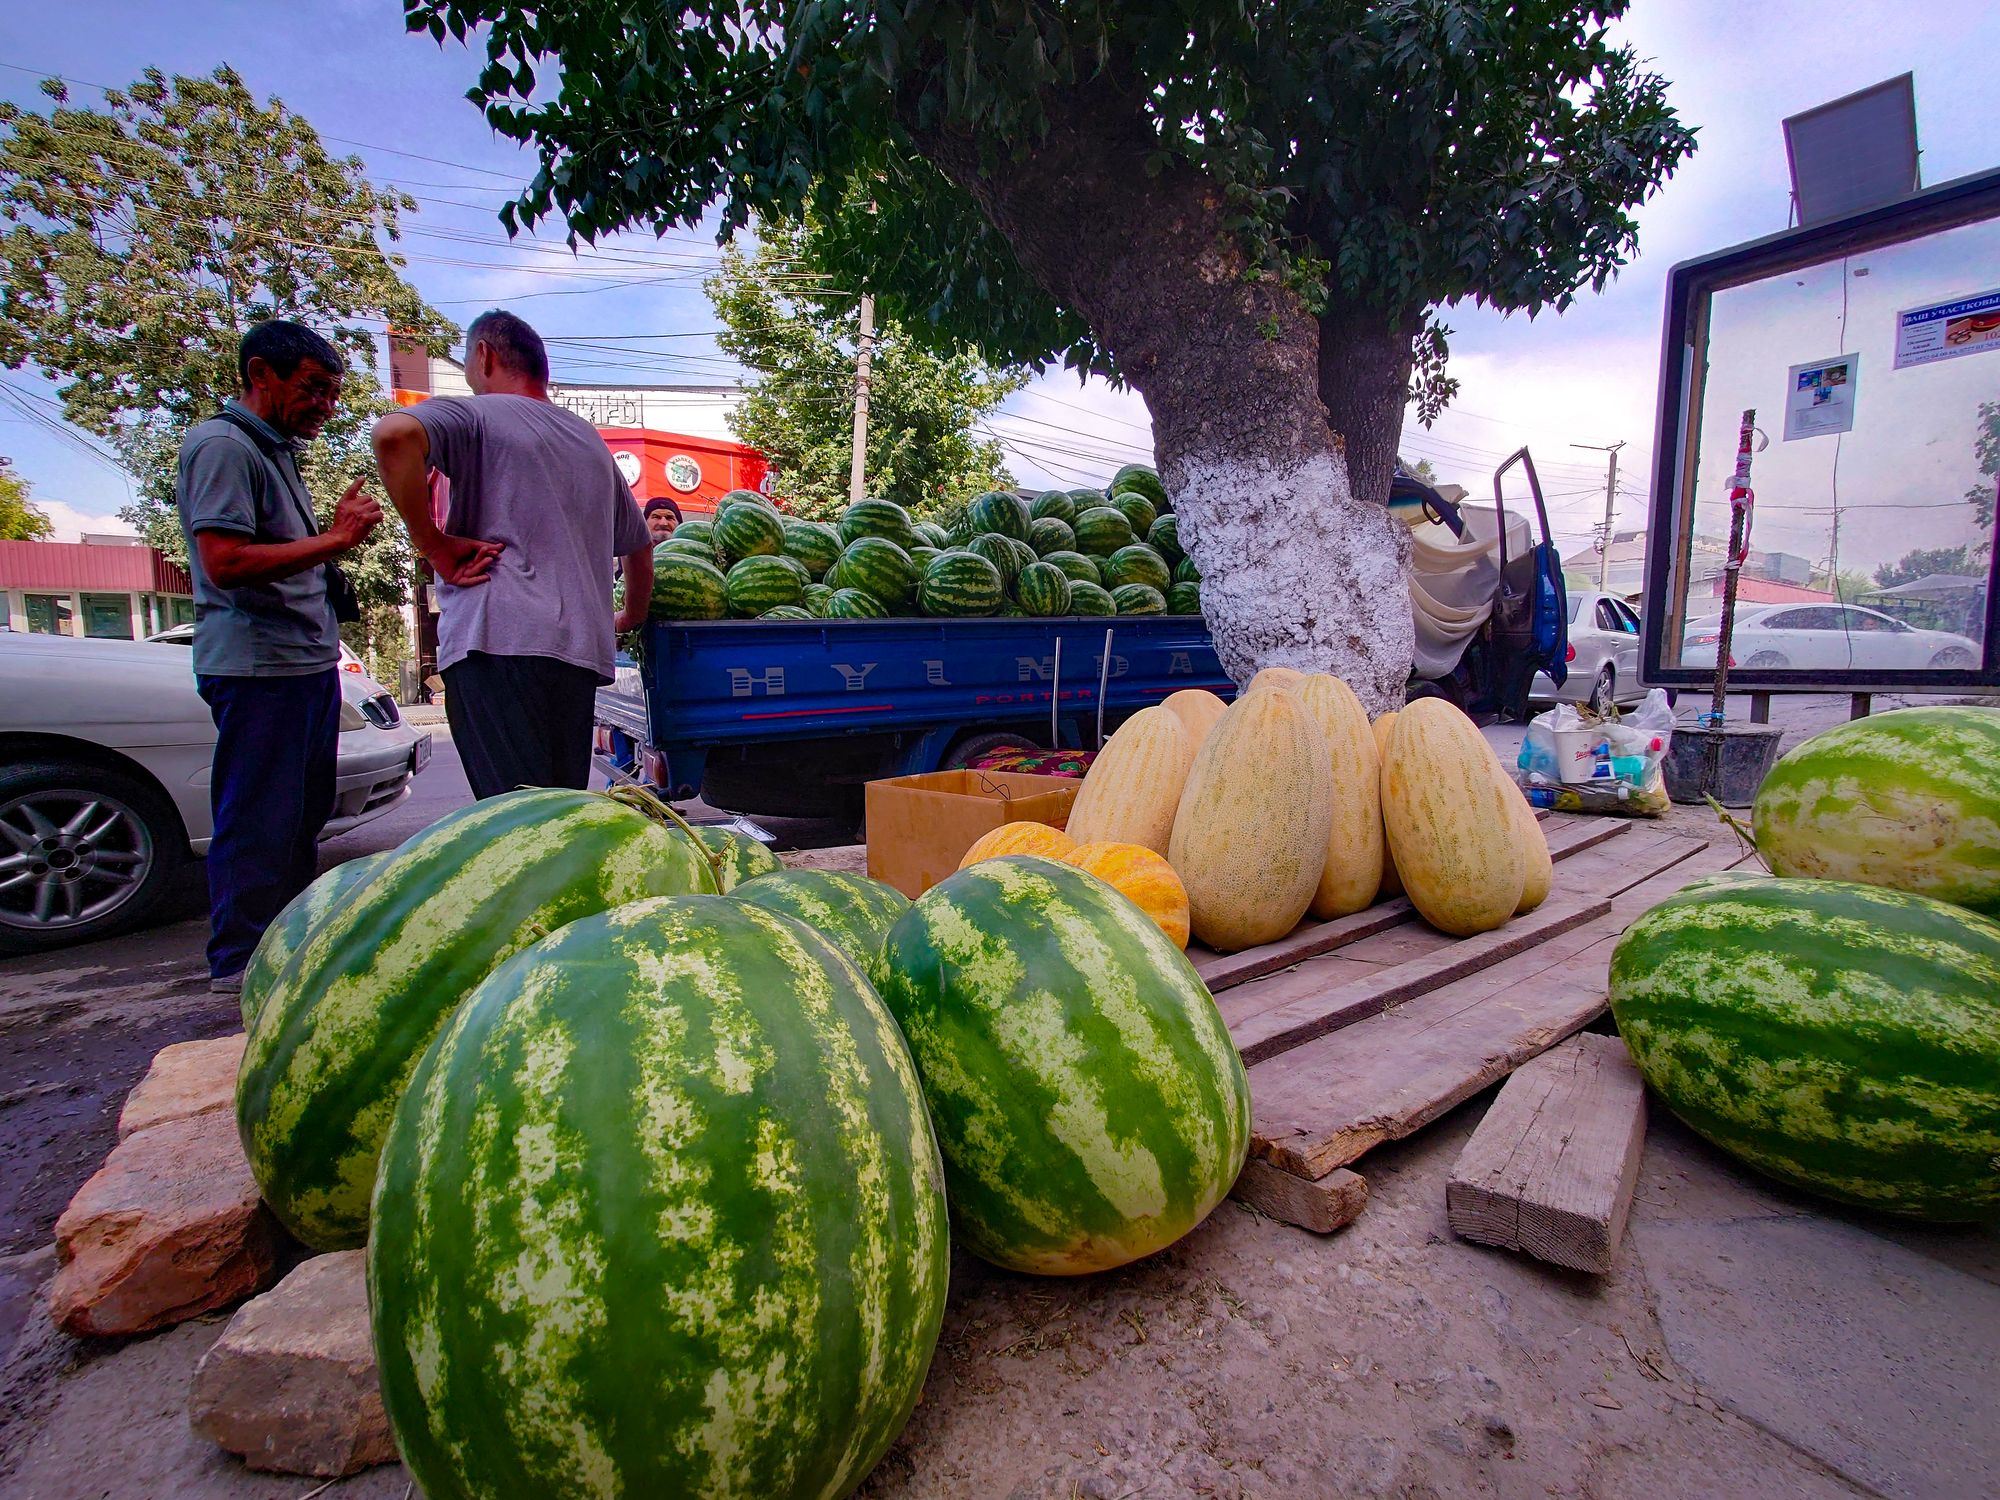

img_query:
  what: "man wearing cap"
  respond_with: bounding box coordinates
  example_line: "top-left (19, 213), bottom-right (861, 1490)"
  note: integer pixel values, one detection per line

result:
top-left (643, 496), bottom-right (682, 544)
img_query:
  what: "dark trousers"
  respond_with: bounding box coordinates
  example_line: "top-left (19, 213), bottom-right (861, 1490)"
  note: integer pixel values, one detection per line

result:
top-left (442, 651), bottom-right (598, 800)
top-left (198, 669), bottom-right (340, 979)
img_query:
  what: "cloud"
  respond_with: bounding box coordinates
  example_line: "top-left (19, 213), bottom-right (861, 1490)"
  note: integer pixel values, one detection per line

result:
top-left (35, 499), bottom-right (137, 544)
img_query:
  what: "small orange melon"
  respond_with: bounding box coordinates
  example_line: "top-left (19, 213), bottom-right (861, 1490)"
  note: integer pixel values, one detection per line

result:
top-left (1062, 840), bottom-right (1193, 949)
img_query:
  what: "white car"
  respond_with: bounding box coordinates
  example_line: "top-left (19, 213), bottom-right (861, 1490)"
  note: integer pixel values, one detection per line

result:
top-left (1532, 590), bottom-right (1648, 710)
top-left (1680, 603), bottom-right (1981, 672)
top-left (0, 631), bottom-right (431, 954)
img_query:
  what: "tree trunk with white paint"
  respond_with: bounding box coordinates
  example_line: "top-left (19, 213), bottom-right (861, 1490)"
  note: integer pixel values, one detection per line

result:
top-left (912, 92), bottom-right (1417, 714)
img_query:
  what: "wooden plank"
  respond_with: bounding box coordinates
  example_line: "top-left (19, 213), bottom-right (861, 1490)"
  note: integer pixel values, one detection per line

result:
top-left (1445, 1032), bottom-right (1647, 1274)
top-left (1245, 840), bottom-right (1748, 1180)
top-left (1230, 1160), bottom-right (1369, 1234)
top-left (1225, 892), bottom-right (1610, 1065)
top-left (1189, 816), bottom-right (1632, 993)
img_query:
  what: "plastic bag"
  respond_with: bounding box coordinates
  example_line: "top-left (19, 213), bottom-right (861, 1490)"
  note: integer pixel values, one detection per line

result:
top-left (1514, 688), bottom-right (1674, 817)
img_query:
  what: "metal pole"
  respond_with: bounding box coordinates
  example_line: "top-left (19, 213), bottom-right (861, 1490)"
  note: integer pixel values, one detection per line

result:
top-left (847, 292), bottom-right (875, 504)
top-left (1050, 636), bottom-right (1062, 749)
top-left (1095, 629), bottom-right (1113, 749)
top-left (1706, 409), bottom-right (1760, 792)
top-left (1571, 440), bottom-right (1626, 592)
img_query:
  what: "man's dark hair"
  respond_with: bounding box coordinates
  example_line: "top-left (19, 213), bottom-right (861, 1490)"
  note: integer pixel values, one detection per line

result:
top-left (238, 320), bottom-right (344, 386)
top-left (466, 309), bottom-right (550, 385)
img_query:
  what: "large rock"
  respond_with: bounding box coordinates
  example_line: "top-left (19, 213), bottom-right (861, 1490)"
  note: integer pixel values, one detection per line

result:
top-left (117, 1032), bottom-right (246, 1140)
top-left (48, 1109), bottom-right (282, 1338)
top-left (189, 1251), bottom-right (397, 1476)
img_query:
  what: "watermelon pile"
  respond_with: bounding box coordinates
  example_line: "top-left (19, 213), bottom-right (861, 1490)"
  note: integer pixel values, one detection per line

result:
top-left (646, 467), bottom-right (1202, 624)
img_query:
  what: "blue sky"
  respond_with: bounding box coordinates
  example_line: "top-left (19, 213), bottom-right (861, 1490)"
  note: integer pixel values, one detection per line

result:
top-left (4, 0), bottom-right (1999, 565)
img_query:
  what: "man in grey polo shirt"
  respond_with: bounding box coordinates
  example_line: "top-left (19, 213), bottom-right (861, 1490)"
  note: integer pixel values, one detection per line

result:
top-left (373, 309), bottom-right (651, 799)
top-left (176, 320), bottom-right (382, 990)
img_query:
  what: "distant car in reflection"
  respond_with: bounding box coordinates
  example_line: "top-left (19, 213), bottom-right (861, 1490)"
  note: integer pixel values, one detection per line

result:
top-left (1681, 603), bottom-right (1981, 671)
top-left (1531, 590), bottom-right (1648, 710)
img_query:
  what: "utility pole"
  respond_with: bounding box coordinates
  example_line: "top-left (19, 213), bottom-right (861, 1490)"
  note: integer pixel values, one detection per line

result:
top-left (1572, 440), bottom-right (1626, 591)
top-left (848, 292), bottom-right (875, 503)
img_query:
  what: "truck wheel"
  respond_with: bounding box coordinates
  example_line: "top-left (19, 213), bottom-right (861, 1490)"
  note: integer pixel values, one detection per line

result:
top-left (941, 731), bottom-right (1040, 770)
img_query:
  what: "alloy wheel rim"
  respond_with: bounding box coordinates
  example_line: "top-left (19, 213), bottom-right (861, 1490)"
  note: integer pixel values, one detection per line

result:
top-left (0, 789), bottom-right (155, 931)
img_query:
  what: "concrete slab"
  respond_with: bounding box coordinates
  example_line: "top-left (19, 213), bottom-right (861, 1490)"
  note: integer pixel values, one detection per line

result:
top-left (1632, 1117), bottom-right (2000, 1499)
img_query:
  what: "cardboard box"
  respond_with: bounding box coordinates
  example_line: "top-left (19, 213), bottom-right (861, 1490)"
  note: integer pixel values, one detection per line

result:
top-left (865, 770), bottom-right (1080, 897)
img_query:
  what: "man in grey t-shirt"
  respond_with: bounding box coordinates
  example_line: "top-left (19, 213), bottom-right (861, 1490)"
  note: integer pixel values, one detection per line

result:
top-left (372, 310), bottom-right (652, 799)
top-left (176, 320), bottom-right (382, 989)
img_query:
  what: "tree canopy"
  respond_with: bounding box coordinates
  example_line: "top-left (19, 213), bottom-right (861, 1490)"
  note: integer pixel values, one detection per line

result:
top-left (0, 457), bottom-right (53, 540)
top-left (1874, 545), bottom-right (1979, 590)
top-left (709, 217), bottom-right (1025, 521)
top-left (1967, 399), bottom-right (1998, 536)
top-left (0, 66), bottom-right (455, 610)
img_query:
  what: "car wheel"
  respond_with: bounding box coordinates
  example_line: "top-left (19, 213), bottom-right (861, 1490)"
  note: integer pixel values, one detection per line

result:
top-left (1930, 647), bottom-right (1975, 669)
top-left (1743, 651), bottom-right (1790, 669)
top-left (1589, 665), bottom-right (1616, 714)
top-left (0, 761), bottom-right (190, 956)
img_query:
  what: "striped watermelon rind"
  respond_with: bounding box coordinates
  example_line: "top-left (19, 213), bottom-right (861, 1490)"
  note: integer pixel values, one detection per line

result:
top-left (1166, 581), bottom-right (1203, 616)
top-left (1014, 560), bottom-right (1073, 617)
top-left (1030, 491), bottom-right (1078, 526)
top-left (1029, 517), bottom-right (1076, 556)
top-left (687, 825), bottom-right (784, 891)
top-left (801, 582), bottom-right (835, 617)
top-left (654, 538), bottom-right (718, 566)
top-left (914, 520), bottom-right (952, 549)
top-left (719, 487), bottom-right (775, 509)
top-left (965, 534), bottom-right (1022, 589)
top-left (1148, 515), bottom-right (1183, 564)
top-left (239, 789), bottom-right (718, 1249)
top-left (874, 856), bottom-right (1250, 1273)
top-left (650, 555), bottom-right (729, 620)
top-left (1173, 555), bottom-right (1202, 585)
top-left (725, 555), bottom-right (806, 617)
top-left (1074, 507), bottom-right (1137, 556)
top-left (919, 553), bottom-right (1005, 617)
top-left (826, 588), bottom-right (890, 619)
top-left (968, 491), bottom-right (1031, 542)
top-left (1112, 583), bottom-right (1166, 615)
top-left (1108, 491), bottom-right (1158, 536)
top-left (1100, 544), bottom-right (1172, 592)
top-left (1608, 874), bottom-right (2000, 1221)
top-left (732, 868), bottom-right (912, 985)
top-left (715, 500), bottom-right (786, 563)
top-left (672, 519), bottom-right (716, 549)
top-left (781, 519), bottom-right (843, 579)
top-left (1067, 581), bottom-right (1117, 616)
top-left (1109, 465), bottom-right (1167, 507)
top-left (1752, 706), bottom-right (2000, 916)
top-left (830, 537), bottom-right (919, 607)
top-left (240, 853), bottom-right (389, 1030)
top-left (838, 497), bottom-right (917, 550)
top-left (761, 605), bottom-right (815, 621)
top-left (1044, 551), bottom-right (1102, 585)
top-left (369, 896), bottom-right (948, 1500)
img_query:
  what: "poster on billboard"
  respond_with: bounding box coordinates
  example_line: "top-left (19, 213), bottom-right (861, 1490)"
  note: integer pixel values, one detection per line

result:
top-left (1782, 353), bottom-right (1859, 441)
top-left (1893, 287), bottom-right (2000, 369)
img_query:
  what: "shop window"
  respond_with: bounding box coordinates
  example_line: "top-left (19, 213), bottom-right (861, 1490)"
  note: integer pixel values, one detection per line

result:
top-left (81, 592), bottom-right (134, 639)
top-left (25, 594), bottom-right (73, 635)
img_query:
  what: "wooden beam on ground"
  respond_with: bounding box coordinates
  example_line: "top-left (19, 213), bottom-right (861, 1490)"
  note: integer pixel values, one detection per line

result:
top-left (1189, 816), bottom-right (1631, 994)
top-left (1224, 893), bottom-right (1610, 1065)
top-left (1230, 1159), bottom-right (1368, 1234)
top-left (1246, 840), bottom-right (1747, 1180)
top-left (1445, 1032), bottom-right (1647, 1274)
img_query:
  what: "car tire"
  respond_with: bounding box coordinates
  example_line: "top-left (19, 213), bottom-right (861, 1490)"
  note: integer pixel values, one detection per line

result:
top-left (1743, 651), bottom-right (1789, 669)
top-left (0, 760), bottom-right (192, 956)
top-left (1589, 665), bottom-right (1617, 714)
top-left (1930, 647), bottom-right (1975, 669)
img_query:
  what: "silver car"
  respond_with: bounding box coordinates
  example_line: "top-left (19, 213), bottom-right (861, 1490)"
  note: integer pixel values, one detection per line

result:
top-left (1532, 590), bottom-right (1646, 711)
top-left (0, 631), bottom-right (430, 954)
top-left (1681, 603), bottom-right (1981, 672)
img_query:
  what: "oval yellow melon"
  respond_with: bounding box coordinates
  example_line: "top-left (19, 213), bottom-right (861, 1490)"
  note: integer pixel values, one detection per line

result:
top-left (1161, 689), bottom-right (1229, 757)
top-left (1507, 779), bottom-right (1553, 914)
top-left (1168, 688), bottom-right (1333, 951)
top-left (1382, 700), bottom-right (1525, 936)
top-left (1371, 711), bottom-right (1403, 897)
top-left (1066, 706), bottom-right (1191, 855)
top-left (1247, 666), bottom-right (1304, 694)
top-left (1297, 674), bottom-right (1384, 919)
top-left (959, 820), bottom-right (1076, 869)
top-left (1064, 841), bottom-right (1192, 948)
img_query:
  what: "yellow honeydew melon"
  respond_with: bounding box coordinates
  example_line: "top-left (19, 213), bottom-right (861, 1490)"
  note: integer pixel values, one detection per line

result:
top-left (1066, 706), bottom-right (1192, 856)
top-left (1382, 699), bottom-right (1525, 936)
top-left (1297, 674), bottom-right (1384, 920)
top-left (1161, 688), bottom-right (1229, 757)
top-left (1168, 687), bottom-right (1333, 951)
top-left (1371, 711), bottom-right (1404, 897)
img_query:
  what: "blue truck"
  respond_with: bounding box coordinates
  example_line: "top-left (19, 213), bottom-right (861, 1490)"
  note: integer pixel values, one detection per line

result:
top-left (594, 615), bottom-right (1232, 824)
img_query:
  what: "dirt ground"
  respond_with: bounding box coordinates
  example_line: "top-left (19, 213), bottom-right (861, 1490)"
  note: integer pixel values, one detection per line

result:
top-left (3, 696), bottom-right (1995, 1497)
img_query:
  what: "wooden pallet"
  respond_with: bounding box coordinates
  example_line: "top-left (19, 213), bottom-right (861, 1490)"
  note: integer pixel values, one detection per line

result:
top-left (1216, 813), bottom-right (1749, 1230)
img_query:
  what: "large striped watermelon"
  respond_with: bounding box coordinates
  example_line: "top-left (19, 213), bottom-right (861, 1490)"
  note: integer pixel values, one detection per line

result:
top-left (1174, 554), bottom-right (1202, 585)
top-left (1167, 581), bottom-right (1203, 616)
top-left (914, 520), bottom-right (952, 549)
top-left (874, 856), bottom-right (1250, 1272)
top-left (715, 499), bottom-right (786, 563)
top-left (826, 588), bottom-right (889, 619)
top-left (839, 497), bottom-right (917, 550)
top-left (965, 534), bottom-right (1022, 589)
top-left (830, 537), bottom-right (919, 608)
top-left (672, 518), bottom-right (716, 549)
top-left (649, 554), bottom-right (729, 620)
top-left (1074, 507), bottom-right (1137, 556)
top-left (1112, 583), bottom-right (1166, 615)
top-left (1014, 560), bottom-right (1073, 617)
top-left (1108, 490), bottom-right (1158, 537)
top-left (781, 519), bottom-right (843, 578)
top-left (1029, 516), bottom-right (1076, 556)
top-left (1067, 581), bottom-right (1117, 616)
top-left (238, 789), bottom-right (715, 1249)
top-left (369, 897), bottom-right (947, 1500)
top-left (239, 852), bottom-right (389, 1030)
top-left (725, 555), bottom-right (805, 617)
top-left (1609, 875), bottom-right (2000, 1221)
top-left (1044, 550), bottom-right (1102, 585)
top-left (919, 552), bottom-right (1004, 616)
top-left (1147, 514), bottom-right (1183, 565)
top-left (732, 869), bottom-right (912, 983)
top-left (687, 825), bottom-right (783, 891)
top-left (760, 605), bottom-right (815, 620)
top-left (1752, 706), bottom-right (2000, 916)
top-left (968, 490), bottom-right (1030, 541)
top-left (1109, 465), bottom-right (1167, 507)
top-left (653, 537), bottom-right (717, 567)
top-left (802, 582), bottom-right (835, 617)
top-left (1100, 544), bottom-right (1172, 592)
top-left (1030, 490), bottom-right (1078, 526)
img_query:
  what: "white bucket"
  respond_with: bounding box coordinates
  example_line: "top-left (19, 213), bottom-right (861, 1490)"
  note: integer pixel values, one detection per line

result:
top-left (1552, 727), bottom-right (1604, 784)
